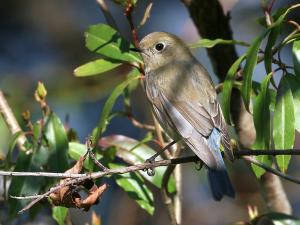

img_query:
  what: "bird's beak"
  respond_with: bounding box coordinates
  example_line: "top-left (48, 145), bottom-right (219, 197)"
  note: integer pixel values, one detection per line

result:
top-left (130, 47), bottom-right (143, 53)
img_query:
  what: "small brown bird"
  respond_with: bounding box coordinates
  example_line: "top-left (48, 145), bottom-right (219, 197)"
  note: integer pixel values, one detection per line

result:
top-left (133, 32), bottom-right (235, 200)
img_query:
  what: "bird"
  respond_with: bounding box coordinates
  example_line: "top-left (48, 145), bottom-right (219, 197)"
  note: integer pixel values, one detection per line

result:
top-left (131, 32), bottom-right (235, 201)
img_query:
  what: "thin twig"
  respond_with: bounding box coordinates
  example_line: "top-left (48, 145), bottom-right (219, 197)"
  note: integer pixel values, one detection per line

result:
top-left (161, 165), bottom-right (178, 225)
top-left (242, 156), bottom-right (300, 185)
top-left (235, 149), bottom-right (300, 156)
top-left (96, 0), bottom-right (119, 30)
top-left (161, 145), bottom-right (183, 225)
top-left (127, 115), bottom-right (155, 131)
top-left (174, 164), bottom-right (182, 225)
top-left (173, 145), bottom-right (183, 225)
top-left (0, 90), bottom-right (27, 151)
top-left (152, 114), bottom-right (171, 158)
top-left (0, 171), bottom-right (87, 178)
top-left (138, 2), bottom-right (153, 28)
top-left (10, 195), bottom-right (43, 200)
top-left (261, 0), bottom-right (274, 26)
top-left (86, 139), bottom-right (108, 171)
top-left (124, 3), bottom-right (139, 48)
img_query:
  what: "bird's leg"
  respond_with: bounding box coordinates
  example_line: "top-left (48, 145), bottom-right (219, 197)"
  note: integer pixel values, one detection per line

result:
top-left (145, 140), bottom-right (178, 176)
top-left (146, 140), bottom-right (177, 163)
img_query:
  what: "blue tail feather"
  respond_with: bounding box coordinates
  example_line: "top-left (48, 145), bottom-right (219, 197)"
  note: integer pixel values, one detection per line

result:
top-left (208, 169), bottom-right (235, 201)
top-left (207, 128), bottom-right (235, 200)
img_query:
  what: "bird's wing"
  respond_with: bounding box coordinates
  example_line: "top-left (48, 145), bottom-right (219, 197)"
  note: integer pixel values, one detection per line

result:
top-left (172, 97), bottom-right (233, 161)
top-left (156, 64), bottom-right (233, 162)
top-left (157, 91), bottom-right (219, 168)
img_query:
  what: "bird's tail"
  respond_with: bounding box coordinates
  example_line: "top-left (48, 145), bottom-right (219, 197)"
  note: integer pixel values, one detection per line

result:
top-left (207, 128), bottom-right (235, 200)
top-left (208, 169), bottom-right (235, 201)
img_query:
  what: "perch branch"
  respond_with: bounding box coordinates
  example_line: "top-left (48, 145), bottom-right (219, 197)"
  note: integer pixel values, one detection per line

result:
top-left (1, 152), bottom-right (300, 181)
top-left (3, 148), bottom-right (300, 214)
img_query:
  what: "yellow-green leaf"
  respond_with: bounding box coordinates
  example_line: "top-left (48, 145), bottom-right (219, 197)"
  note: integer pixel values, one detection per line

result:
top-left (85, 24), bottom-right (141, 63)
top-left (110, 163), bottom-right (154, 215)
top-left (273, 76), bottom-right (295, 172)
top-left (251, 73), bottom-right (273, 177)
top-left (222, 54), bottom-right (246, 124)
top-left (292, 39), bottom-right (300, 76)
top-left (52, 206), bottom-right (68, 225)
top-left (189, 38), bottom-right (249, 49)
top-left (74, 59), bottom-right (121, 77)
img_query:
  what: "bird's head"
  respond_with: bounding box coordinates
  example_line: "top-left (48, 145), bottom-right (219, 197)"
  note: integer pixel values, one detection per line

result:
top-left (132, 32), bottom-right (192, 72)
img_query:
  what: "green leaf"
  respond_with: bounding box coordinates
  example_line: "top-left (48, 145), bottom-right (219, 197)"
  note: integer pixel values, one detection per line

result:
top-left (110, 163), bottom-right (154, 215)
top-left (189, 38), bottom-right (249, 49)
top-left (285, 74), bottom-right (300, 133)
top-left (85, 24), bottom-right (142, 63)
top-left (52, 206), bottom-right (68, 225)
top-left (285, 33), bottom-right (300, 45)
top-left (264, 28), bottom-right (280, 74)
top-left (7, 131), bottom-right (24, 158)
top-left (99, 134), bottom-right (176, 193)
top-left (292, 39), bottom-right (300, 76)
top-left (44, 112), bottom-right (69, 172)
top-left (8, 112), bottom-right (70, 215)
top-left (74, 59), bottom-right (121, 77)
top-left (8, 124), bottom-right (48, 216)
top-left (68, 142), bottom-right (86, 159)
top-left (8, 121), bottom-right (51, 216)
top-left (252, 212), bottom-right (300, 225)
top-left (68, 142), bottom-right (100, 171)
top-left (242, 4), bottom-right (300, 110)
top-left (222, 54), bottom-right (246, 124)
top-left (126, 68), bottom-right (140, 93)
top-left (270, 4), bottom-right (300, 28)
top-left (124, 69), bottom-right (141, 109)
top-left (94, 76), bottom-right (140, 141)
top-left (251, 73), bottom-right (273, 177)
top-left (241, 30), bottom-right (269, 110)
top-left (273, 76), bottom-right (295, 172)
top-left (8, 151), bottom-right (46, 216)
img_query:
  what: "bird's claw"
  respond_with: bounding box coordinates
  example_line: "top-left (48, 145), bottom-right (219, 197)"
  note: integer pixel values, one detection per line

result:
top-left (195, 161), bottom-right (204, 171)
top-left (144, 157), bottom-right (156, 176)
top-left (146, 167), bottom-right (155, 176)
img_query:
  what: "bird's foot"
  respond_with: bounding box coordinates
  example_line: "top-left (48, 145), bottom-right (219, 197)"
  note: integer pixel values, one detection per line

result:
top-left (144, 157), bottom-right (156, 176)
top-left (195, 160), bottom-right (204, 171)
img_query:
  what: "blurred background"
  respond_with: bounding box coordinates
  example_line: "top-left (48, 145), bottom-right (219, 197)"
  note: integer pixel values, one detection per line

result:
top-left (0, 0), bottom-right (300, 224)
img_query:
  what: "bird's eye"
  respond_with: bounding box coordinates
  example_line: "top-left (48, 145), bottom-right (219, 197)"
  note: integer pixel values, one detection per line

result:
top-left (155, 43), bottom-right (164, 51)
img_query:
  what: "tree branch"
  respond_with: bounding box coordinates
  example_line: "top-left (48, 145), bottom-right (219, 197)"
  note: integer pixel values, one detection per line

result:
top-left (2, 149), bottom-right (300, 179)
top-left (2, 148), bottom-right (300, 214)
top-left (261, 172), bottom-right (292, 214)
top-left (95, 0), bottom-right (119, 31)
